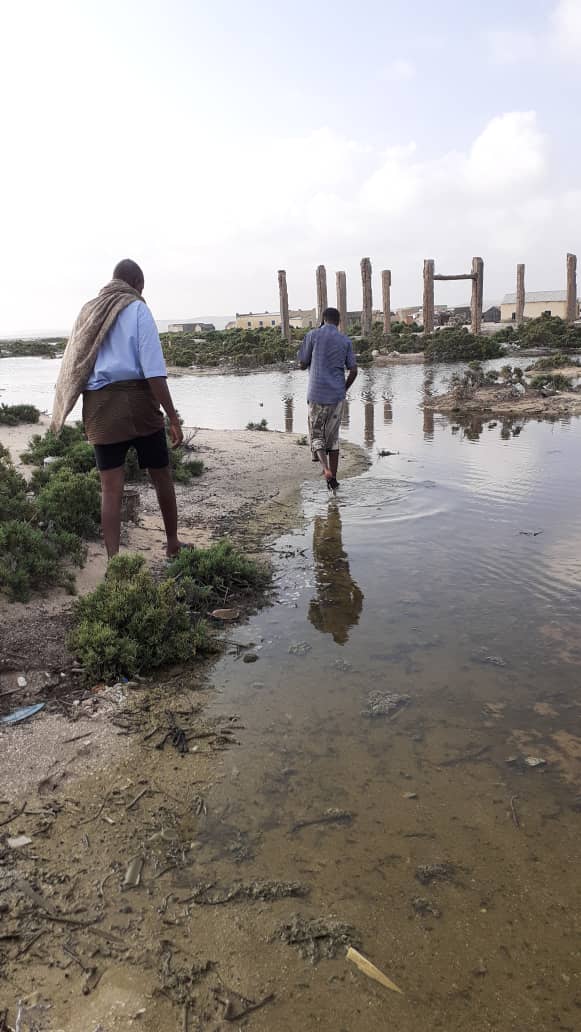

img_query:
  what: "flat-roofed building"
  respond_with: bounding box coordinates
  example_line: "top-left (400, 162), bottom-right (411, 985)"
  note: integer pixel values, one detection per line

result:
top-left (500, 291), bottom-right (579, 322)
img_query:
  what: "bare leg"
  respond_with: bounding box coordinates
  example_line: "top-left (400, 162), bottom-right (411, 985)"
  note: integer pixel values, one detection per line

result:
top-left (148, 465), bottom-right (180, 556)
top-left (99, 467), bottom-right (126, 558)
top-left (328, 450), bottom-right (339, 477)
top-left (315, 448), bottom-right (333, 481)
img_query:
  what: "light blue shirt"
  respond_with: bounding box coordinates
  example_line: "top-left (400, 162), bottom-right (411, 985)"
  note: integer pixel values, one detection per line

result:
top-left (298, 324), bottom-right (357, 405)
top-left (85, 300), bottom-right (167, 391)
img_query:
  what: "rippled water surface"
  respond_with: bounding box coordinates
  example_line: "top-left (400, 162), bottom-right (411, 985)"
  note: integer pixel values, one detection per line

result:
top-left (2, 357), bottom-right (581, 1030)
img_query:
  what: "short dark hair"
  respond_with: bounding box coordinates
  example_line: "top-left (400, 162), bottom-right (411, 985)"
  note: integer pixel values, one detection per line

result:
top-left (113, 259), bottom-right (144, 291)
top-left (322, 307), bottom-right (340, 326)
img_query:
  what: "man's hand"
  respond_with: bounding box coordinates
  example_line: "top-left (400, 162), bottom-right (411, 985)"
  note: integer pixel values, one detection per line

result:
top-left (169, 417), bottom-right (184, 449)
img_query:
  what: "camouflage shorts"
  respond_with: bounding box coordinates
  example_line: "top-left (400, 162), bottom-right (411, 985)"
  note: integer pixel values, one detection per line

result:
top-left (308, 401), bottom-right (344, 454)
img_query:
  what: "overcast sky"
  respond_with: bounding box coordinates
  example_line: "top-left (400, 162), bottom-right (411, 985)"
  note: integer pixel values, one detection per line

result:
top-left (1, 0), bottom-right (580, 332)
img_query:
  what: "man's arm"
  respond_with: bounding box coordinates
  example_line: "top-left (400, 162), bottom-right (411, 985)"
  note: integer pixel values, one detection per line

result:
top-left (298, 331), bottom-right (314, 370)
top-left (345, 366), bottom-right (358, 391)
top-left (147, 377), bottom-right (183, 447)
top-left (137, 304), bottom-right (183, 447)
top-left (345, 339), bottom-right (358, 391)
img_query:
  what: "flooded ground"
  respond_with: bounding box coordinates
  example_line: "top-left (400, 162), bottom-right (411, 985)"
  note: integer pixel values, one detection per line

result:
top-left (1, 358), bottom-right (581, 1030)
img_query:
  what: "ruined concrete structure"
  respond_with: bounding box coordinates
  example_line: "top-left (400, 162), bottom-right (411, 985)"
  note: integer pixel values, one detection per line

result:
top-left (423, 257), bottom-right (484, 335)
top-left (360, 258), bottom-right (373, 336)
top-left (316, 265), bottom-right (328, 325)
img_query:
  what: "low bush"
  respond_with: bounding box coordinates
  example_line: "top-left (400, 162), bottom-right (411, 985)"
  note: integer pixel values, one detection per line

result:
top-left (36, 467), bottom-right (101, 537)
top-left (531, 352), bottom-right (577, 370)
top-left (246, 419), bottom-right (268, 431)
top-left (68, 553), bottom-right (211, 682)
top-left (0, 404), bottom-right (41, 426)
top-left (21, 424), bottom-right (86, 465)
top-left (0, 520), bottom-right (84, 602)
top-left (529, 373), bottom-right (573, 391)
top-left (0, 448), bottom-right (32, 523)
top-left (166, 539), bottom-right (269, 610)
top-left (425, 327), bottom-right (503, 362)
top-left (517, 314), bottom-right (581, 349)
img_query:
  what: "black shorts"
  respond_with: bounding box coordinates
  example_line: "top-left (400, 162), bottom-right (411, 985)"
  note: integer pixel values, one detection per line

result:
top-left (93, 428), bottom-right (169, 472)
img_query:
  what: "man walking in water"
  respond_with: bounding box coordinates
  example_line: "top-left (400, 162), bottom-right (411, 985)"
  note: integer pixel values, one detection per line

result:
top-left (51, 259), bottom-right (185, 558)
top-left (299, 307), bottom-right (358, 490)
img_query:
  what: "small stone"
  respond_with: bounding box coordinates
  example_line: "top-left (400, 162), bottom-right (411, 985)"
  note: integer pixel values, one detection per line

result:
top-left (524, 756), bottom-right (546, 768)
top-left (288, 642), bottom-right (312, 656)
top-left (415, 863), bottom-right (455, 885)
top-left (17, 676), bottom-right (27, 688)
top-left (403, 792), bottom-right (418, 800)
top-left (472, 959), bottom-right (488, 977)
top-left (243, 653), bottom-right (258, 664)
top-left (8, 836), bottom-right (32, 849)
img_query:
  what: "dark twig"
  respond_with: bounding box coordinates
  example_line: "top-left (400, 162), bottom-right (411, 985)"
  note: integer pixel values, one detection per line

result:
top-left (510, 795), bottom-right (520, 828)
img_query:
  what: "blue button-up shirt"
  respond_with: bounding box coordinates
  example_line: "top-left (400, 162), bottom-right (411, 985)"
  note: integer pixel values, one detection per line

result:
top-left (86, 300), bottom-right (167, 391)
top-left (299, 324), bottom-right (357, 405)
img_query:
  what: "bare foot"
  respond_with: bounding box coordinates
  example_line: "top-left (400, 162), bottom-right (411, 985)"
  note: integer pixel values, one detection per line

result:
top-left (166, 540), bottom-right (192, 558)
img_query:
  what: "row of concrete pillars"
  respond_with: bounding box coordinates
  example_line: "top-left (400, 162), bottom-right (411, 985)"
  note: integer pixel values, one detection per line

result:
top-left (278, 258), bottom-right (391, 341)
top-left (278, 252), bottom-right (578, 340)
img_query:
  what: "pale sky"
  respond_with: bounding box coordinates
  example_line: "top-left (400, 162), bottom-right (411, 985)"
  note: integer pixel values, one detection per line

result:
top-left (1, 0), bottom-right (580, 332)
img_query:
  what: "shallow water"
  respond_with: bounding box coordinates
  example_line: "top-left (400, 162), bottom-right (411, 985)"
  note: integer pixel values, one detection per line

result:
top-left (2, 358), bottom-right (581, 1029)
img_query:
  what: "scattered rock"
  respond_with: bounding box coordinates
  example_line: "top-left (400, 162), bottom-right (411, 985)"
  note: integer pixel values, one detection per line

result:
top-left (473, 649), bottom-right (506, 668)
top-left (210, 608), bottom-right (241, 622)
top-left (243, 653), bottom-right (258, 664)
top-left (17, 675), bottom-right (27, 688)
top-left (274, 914), bottom-right (360, 963)
top-left (506, 755), bottom-right (547, 770)
top-left (524, 756), bottom-right (547, 768)
top-left (362, 691), bottom-right (410, 719)
top-left (291, 808), bottom-right (353, 833)
top-left (403, 792), bottom-right (418, 800)
top-left (415, 863), bottom-right (456, 885)
top-left (472, 959), bottom-right (488, 977)
top-left (288, 642), bottom-right (312, 656)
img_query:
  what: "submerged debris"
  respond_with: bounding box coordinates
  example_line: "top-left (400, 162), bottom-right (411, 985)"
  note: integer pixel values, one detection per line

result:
top-left (288, 641), bottom-right (312, 656)
top-left (123, 856), bottom-right (144, 890)
top-left (473, 649), bottom-right (507, 668)
top-left (215, 987), bottom-right (275, 1022)
top-left (506, 755), bottom-right (547, 770)
top-left (415, 863), bottom-right (456, 885)
top-left (291, 808), bottom-right (353, 834)
top-left (275, 914), bottom-right (360, 963)
top-left (412, 897), bottom-right (442, 918)
top-left (362, 691), bottom-right (410, 719)
top-left (182, 880), bottom-right (308, 905)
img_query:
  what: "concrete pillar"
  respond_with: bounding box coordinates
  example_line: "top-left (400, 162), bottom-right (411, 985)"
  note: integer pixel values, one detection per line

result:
top-left (471, 257), bottom-right (484, 335)
top-left (423, 259), bottom-right (435, 334)
top-left (566, 253), bottom-right (577, 324)
top-left (316, 265), bottom-right (328, 325)
top-left (278, 270), bottom-right (291, 343)
top-left (516, 264), bottom-right (525, 325)
top-left (336, 271), bottom-right (348, 333)
top-left (361, 257), bottom-right (373, 336)
top-left (382, 270), bottom-right (391, 335)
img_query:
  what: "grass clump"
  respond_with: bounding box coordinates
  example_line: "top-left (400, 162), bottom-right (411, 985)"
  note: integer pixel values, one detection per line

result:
top-left (21, 423), bottom-right (87, 465)
top-left (68, 553), bottom-right (211, 682)
top-left (0, 446), bottom-right (32, 522)
top-left (0, 403), bottom-right (41, 425)
top-left (246, 418), bottom-right (268, 431)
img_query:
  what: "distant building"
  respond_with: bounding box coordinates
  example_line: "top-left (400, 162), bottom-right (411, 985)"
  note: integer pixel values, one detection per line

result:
top-left (500, 291), bottom-right (579, 322)
top-left (168, 322), bottom-right (215, 333)
top-left (483, 306), bottom-right (501, 323)
top-left (290, 308), bottom-right (316, 329)
top-left (235, 312), bottom-right (281, 329)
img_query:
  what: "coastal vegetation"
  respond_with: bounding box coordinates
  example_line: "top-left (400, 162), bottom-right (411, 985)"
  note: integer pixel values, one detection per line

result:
top-left (0, 418), bottom-right (204, 603)
top-left (0, 403), bottom-right (41, 425)
top-left (68, 543), bottom-right (269, 681)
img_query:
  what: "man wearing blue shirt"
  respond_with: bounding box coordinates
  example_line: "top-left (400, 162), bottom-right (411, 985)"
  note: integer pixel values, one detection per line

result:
top-left (299, 307), bottom-right (358, 490)
top-left (79, 259), bottom-right (184, 558)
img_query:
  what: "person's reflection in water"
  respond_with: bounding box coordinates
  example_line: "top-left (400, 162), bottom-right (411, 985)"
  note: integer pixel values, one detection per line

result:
top-left (308, 503), bottom-right (364, 645)
top-left (383, 399), bottom-right (393, 425)
top-left (284, 395), bottom-right (294, 433)
top-left (423, 406), bottom-right (434, 440)
top-left (341, 398), bottom-right (350, 428)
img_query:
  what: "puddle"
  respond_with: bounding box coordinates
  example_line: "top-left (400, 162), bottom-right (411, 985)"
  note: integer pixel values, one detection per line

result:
top-left (2, 358), bottom-right (581, 1029)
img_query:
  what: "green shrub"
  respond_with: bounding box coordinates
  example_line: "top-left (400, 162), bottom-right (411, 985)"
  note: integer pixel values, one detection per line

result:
top-left (166, 539), bottom-right (269, 609)
top-left (0, 404), bottom-right (41, 426)
top-left (532, 352), bottom-right (577, 370)
top-left (0, 521), bottom-right (84, 602)
top-left (425, 327), bottom-right (503, 362)
top-left (246, 419), bottom-right (268, 431)
top-left (36, 467), bottom-right (101, 536)
top-left (0, 449), bottom-right (32, 522)
top-left (68, 553), bottom-right (210, 681)
top-left (529, 373), bottom-right (573, 391)
top-left (21, 424), bottom-right (86, 465)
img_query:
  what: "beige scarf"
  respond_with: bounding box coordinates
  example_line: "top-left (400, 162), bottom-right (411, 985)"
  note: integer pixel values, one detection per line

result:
top-left (51, 279), bottom-right (145, 433)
